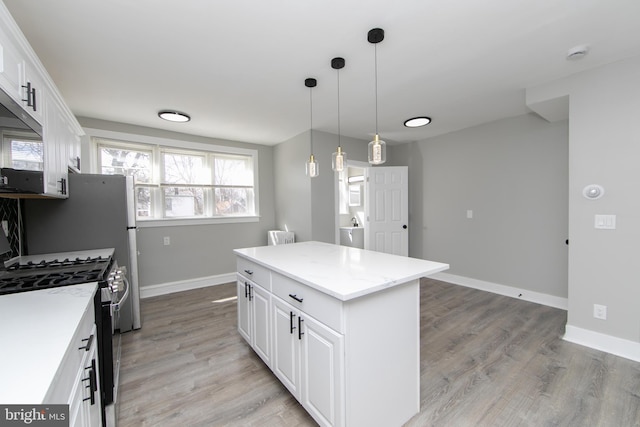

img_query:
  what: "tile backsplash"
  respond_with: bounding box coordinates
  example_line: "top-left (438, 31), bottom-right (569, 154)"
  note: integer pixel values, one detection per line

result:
top-left (0, 198), bottom-right (21, 258)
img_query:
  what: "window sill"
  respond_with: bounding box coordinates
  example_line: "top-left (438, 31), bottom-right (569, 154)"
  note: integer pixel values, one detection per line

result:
top-left (137, 216), bottom-right (260, 228)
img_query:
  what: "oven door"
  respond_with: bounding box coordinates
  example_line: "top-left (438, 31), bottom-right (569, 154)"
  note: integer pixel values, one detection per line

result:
top-left (103, 274), bottom-right (131, 427)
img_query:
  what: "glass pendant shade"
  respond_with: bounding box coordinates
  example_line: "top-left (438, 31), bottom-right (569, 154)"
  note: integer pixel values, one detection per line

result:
top-left (367, 28), bottom-right (386, 166)
top-left (331, 57), bottom-right (347, 173)
top-left (304, 78), bottom-right (319, 178)
top-left (332, 146), bottom-right (346, 172)
top-left (368, 134), bottom-right (386, 165)
top-left (306, 154), bottom-right (319, 177)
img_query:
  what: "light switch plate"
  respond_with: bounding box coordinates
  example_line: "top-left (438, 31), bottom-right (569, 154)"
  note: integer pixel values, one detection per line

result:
top-left (594, 214), bottom-right (616, 229)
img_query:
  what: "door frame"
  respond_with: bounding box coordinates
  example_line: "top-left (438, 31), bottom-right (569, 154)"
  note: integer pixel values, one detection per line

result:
top-left (334, 160), bottom-right (369, 245)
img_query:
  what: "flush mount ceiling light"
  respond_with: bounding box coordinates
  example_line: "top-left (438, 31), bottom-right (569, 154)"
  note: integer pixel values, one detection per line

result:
top-left (331, 57), bottom-right (347, 173)
top-left (404, 116), bottom-right (432, 128)
top-left (305, 78), bottom-right (319, 178)
top-left (583, 184), bottom-right (604, 200)
top-left (158, 110), bottom-right (190, 122)
top-left (367, 28), bottom-right (386, 165)
top-left (566, 44), bottom-right (590, 61)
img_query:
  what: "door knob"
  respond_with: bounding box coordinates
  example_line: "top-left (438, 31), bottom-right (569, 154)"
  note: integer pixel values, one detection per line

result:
top-left (403, 225), bottom-right (407, 229)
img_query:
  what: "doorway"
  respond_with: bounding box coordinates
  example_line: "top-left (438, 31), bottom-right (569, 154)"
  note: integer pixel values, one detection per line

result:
top-left (334, 162), bottom-right (409, 256)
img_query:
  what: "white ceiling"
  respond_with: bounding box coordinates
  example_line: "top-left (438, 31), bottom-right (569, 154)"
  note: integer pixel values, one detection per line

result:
top-left (4, 0), bottom-right (640, 146)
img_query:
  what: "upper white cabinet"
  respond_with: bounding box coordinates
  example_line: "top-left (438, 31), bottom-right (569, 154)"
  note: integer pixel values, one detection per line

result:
top-left (0, 1), bottom-right (84, 196)
top-left (44, 94), bottom-right (69, 196)
top-left (0, 22), bottom-right (25, 103)
top-left (0, 16), bottom-right (43, 127)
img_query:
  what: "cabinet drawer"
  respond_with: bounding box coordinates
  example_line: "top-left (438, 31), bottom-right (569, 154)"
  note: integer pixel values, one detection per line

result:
top-left (272, 272), bottom-right (343, 333)
top-left (237, 257), bottom-right (270, 289)
top-left (45, 306), bottom-right (96, 403)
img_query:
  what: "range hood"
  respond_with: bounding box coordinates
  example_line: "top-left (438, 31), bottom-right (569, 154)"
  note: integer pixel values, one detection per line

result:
top-left (0, 85), bottom-right (55, 199)
top-left (0, 168), bottom-right (45, 196)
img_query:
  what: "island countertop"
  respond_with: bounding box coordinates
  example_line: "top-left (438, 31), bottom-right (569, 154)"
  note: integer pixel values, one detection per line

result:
top-left (234, 241), bottom-right (449, 301)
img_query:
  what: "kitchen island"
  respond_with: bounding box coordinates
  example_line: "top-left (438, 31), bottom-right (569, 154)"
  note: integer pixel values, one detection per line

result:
top-left (234, 241), bottom-right (448, 427)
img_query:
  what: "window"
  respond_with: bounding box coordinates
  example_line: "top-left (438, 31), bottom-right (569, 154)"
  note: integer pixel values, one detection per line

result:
top-left (2, 132), bottom-right (44, 171)
top-left (95, 138), bottom-right (257, 223)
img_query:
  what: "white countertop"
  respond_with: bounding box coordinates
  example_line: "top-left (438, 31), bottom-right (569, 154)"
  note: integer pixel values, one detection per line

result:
top-left (234, 241), bottom-right (449, 301)
top-left (0, 282), bottom-right (97, 404)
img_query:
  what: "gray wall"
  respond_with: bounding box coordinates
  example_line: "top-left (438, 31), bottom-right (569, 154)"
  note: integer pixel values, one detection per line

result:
top-left (78, 118), bottom-right (276, 288)
top-left (274, 129), bottom-right (368, 243)
top-left (389, 113), bottom-right (569, 298)
top-left (273, 130), bottom-right (313, 241)
top-left (563, 56), bottom-right (640, 342)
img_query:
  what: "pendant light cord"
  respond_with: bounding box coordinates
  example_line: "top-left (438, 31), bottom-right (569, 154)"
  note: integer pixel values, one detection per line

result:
top-left (309, 86), bottom-right (314, 155)
top-left (337, 67), bottom-right (341, 148)
top-left (374, 42), bottom-right (379, 135)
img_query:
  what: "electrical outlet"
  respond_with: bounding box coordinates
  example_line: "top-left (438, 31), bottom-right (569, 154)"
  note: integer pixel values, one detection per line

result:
top-left (593, 304), bottom-right (607, 320)
top-left (163, 236), bottom-right (170, 246)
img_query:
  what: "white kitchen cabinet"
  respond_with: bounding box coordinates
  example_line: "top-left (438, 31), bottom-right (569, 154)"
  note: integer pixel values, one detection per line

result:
top-left (235, 242), bottom-right (449, 427)
top-left (237, 279), bottom-right (251, 343)
top-left (0, 24), bottom-right (25, 103)
top-left (43, 95), bottom-right (69, 196)
top-left (21, 60), bottom-right (45, 124)
top-left (35, 283), bottom-right (102, 427)
top-left (0, 7), bottom-right (43, 125)
top-left (271, 296), bottom-right (301, 398)
top-left (237, 259), bottom-right (272, 367)
top-left (0, 1), bottom-right (83, 196)
top-left (0, 282), bottom-right (102, 427)
top-left (272, 295), bottom-right (344, 426)
top-left (68, 324), bottom-right (102, 427)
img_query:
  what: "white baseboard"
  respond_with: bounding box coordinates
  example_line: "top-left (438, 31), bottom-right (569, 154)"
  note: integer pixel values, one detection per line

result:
top-left (431, 272), bottom-right (568, 310)
top-left (564, 325), bottom-right (640, 363)
top-left (140, 273), bottom-right (236, 299)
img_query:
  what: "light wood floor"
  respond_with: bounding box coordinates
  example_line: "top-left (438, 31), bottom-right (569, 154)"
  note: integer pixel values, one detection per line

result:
top-left (118, 279), bottom-right (640, 426)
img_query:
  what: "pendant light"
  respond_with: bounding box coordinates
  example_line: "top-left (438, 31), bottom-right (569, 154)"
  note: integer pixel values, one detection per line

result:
top-left (331, 57), bottom-right (346, 172)
top-left (367, 28), bottom-right (386, 165)
top-left (305, 78), bottom-right (319, 178)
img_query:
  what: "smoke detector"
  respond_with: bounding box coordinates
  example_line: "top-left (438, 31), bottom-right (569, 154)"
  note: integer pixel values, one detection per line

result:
top-left (567, 45), bottom-right (590, 60)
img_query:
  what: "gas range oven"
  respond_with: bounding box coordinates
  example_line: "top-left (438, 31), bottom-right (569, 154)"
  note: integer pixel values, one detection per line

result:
top-left (0, 249), bottom-right (114, 294)
top-left (0, 248), bottom-right (128, 427)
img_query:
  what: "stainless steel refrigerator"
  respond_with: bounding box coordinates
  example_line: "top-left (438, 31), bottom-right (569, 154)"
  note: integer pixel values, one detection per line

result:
top-left (23, 173), bottom-right (141, 331)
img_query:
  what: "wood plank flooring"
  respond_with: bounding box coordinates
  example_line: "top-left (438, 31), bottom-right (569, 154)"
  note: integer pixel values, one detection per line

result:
top-left (118, 278), bottom-right (640, 426)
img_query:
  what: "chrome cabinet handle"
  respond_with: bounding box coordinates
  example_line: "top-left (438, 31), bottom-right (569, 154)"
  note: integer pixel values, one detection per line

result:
top-left (244, 269), bottom-right (253, 275)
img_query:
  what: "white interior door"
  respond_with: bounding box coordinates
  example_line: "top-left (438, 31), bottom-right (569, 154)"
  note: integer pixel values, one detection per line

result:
top-left (364, 166), bottom-right (408, 256)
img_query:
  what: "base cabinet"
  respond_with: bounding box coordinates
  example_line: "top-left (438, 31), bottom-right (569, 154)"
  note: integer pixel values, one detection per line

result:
top-left (271, 296), bottom-right (345, 426)
top-left (44, 285), bottom-right (102, 427)
top-left (237, 275), bottom-right (271, 366)
top-left (237, 255), bottom-right (421, 427)
top-left (69, 325), bottom-right (101, 427)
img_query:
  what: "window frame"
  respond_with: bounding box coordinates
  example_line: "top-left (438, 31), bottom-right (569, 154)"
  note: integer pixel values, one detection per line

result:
top-left (88, 128), bottom-right (259, 228)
